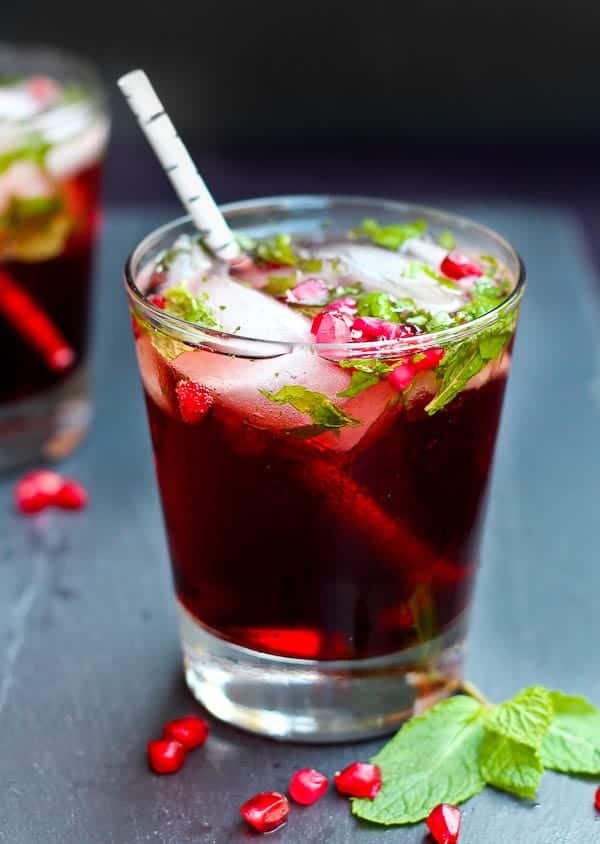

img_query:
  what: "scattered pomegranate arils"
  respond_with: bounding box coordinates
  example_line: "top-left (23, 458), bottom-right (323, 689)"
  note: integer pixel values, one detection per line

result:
top-left (412, 347), bottom-right (445, 372)
top-left (440, 251), bottom-right (483, 281)
top-left (175, 380), bottom-right (214, 424)
top-left (311, 297), bottom-right (357, 335)
top-left (334, 762), bottom-right (382, 799)
top-left (287, 277), bottom-right (329, 305)
top-left (240, 791), bottom-right (289, 833)
top-left (314, 312), bottom-right (352, 344)
top-left (147, 739), bottom-right (186, 774)
top-left (289, 768), bottom-right (329, 805)
top-left (595, 786), bottom-right (600, 811)
top-left (55, 480), bottom-right (89, 511)
top-left (163, 715), bottom-right (209, 750)
top-left (387, 362), bottom-right (417, 392)
top-left (426, 803), bottom-right (461, 844)
top-left (14, 470), bottom-right (63, 514)
top-left (352, 317), bottom-right (418, 342)
top-left (148, 293), bottom-right (166, 309)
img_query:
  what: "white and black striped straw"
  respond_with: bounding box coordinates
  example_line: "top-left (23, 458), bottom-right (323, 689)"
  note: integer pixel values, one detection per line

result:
top-left (117, 69), bottom-right (241, 262)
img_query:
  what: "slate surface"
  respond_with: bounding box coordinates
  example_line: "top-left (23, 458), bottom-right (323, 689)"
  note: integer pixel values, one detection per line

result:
top-left (1, 203), bottom-right (599, 843)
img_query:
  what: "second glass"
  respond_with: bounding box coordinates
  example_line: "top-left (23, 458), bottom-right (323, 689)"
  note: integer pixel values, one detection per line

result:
top-left (0, 45), bottom-right (109, 469)
top-left (125, 196), bottom-right (525, 742)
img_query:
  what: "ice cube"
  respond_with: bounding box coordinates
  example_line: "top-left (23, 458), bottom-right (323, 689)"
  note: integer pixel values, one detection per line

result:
top-left (0, 161), bottom-right (54, 214)
top-left (0, 86), bottom-right (39, 122)
top-left (402, 237), bottom-right (447, 266)
top-left (45, 118), bottom-right (109, 179)
top-left (315, 243), bottom-right (466, 313)
top-left (172, 344), bottom-right (396, 452)
top-left (188, 273), bottom-right (313, 343)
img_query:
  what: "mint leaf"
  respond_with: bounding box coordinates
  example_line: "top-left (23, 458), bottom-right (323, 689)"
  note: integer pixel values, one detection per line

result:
top-left (480, 732), bottom-right (543, 799)
top-left (149, 330), bottom-right (189, 361)
top-left (357, 291), bottom-right (400, 321)
top-left (425, 309), bottom-right (517, 415)
top-left (337, 358), bottom-right (395, 398)
top-left (408, 261), bottom-right (459, 291)
top-left (353, 218), bottom-right (428, 250)
top-left (541, 691), bottom-right (600, 774)
top-left (0, 137), bottom-right (51, 174)
top-left (298, 258), bottom-right (323, 272)
top-left (263, 275), bottom-right (297, 296)
top-left (485, 686), bottom-right (553, 749)
top-left (353, 696), bottom-right (486, 825)
top-left (437, 230), bottom-right (456, 250)
top-left (459, 277), bottom-right (510, 321)
top-left (163, 285), bottom-right (221, 329)
top-left (260, 385), bottom-right (359, 429)
top-left (256, 233), bottom-right (298, 266)
top-left (234, 233), bottom-right (256, 252)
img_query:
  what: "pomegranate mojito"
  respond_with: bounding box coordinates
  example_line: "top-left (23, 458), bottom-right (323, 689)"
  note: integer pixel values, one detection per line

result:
top-left (0, 50), bottom-right (109, 468)
top-left (126, 198), bottom-right (525, 741)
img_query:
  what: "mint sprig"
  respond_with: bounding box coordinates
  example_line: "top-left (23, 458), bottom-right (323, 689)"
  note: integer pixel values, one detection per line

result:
top-left (337, 358), bottom-right (396, 398)
top-left (352, 218), bottom-right (428, 250)
top-left (163, 284), bottom-right (221, 329)
top-left (255, 233), bottom-right (299, 266)
top-left (352, 683), bottom-right (600, 829)
top-left (259, 385), bottom-right (359, 430)
top-left (425, 309), bottom-right (517, 415)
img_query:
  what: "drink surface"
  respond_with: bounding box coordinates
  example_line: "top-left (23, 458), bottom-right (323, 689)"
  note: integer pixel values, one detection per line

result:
top-left (0, 75), bottom-right (107, 402)
top-left (132, 218), bottom-right (520, 660)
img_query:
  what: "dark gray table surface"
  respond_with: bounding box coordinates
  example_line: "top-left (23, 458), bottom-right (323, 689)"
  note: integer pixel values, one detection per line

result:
top-left (1, 203), bottom-right (600, 843)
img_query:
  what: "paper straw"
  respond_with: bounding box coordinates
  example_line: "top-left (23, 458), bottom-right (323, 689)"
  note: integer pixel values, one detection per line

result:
top-left (117, 69), bottom-right (241, 262)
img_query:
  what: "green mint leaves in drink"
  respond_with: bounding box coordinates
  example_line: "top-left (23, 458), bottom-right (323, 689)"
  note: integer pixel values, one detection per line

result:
top-left (352, 684), bottom-right (600, 829)
top-left (260, 385), bottom-right (360, 429)
top-left (352, 218), bottom-right (428, 250)
top-left (163, 285), bottom-right (221, 329)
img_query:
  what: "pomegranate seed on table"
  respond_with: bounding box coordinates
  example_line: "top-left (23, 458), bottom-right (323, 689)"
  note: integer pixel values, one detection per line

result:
top-left (334, 762), bottom-right (382, 799)
top-left (14, 470), bottom-right (64, 513)
top-left (175, 380), bottom-right (213, 424)
top-left (426, 803), bottom-right (462, 844)
top-left (147, 739), bottom-right (186, 774)
top-left (240, 791), bottom-right (289, 833)
top-left (55, 480), bottom-right (88, 511)
top-left (440, 251), bottom-right (483, 281)
top-left (163, 715), bottom-right (209, 750)
top-left (289, 768), bottom-right (329, 805)
top-left (595, 786), bottom-right (600, 811)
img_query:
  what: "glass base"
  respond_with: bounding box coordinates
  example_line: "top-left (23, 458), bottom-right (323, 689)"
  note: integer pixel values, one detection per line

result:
top-left (0, 363), bottom-right (91, 471)
top-left (179, 602), bottom-right (467, 743)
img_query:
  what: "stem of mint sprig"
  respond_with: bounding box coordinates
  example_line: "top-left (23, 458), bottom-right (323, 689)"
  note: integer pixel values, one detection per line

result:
top-left (352, 681), bottom-right (600, 827)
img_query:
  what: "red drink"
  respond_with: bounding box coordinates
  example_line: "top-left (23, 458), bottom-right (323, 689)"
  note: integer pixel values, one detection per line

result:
top-left (126, 198), bottom-right (525, 740)
top-left (0, 50), bottom-right (109, 468)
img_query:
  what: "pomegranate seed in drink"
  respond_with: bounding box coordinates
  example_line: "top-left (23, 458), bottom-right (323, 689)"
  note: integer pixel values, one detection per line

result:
top-left (426, 803), bottom-right (461, 844)
top-left (387, 362), bottom-right (417, 392)
top-left (440, 252), bottom-right (483, 280)
top-left (163, 715), bottom-right (209, 750)
top-left (175, 381), bottom-right (213, 424)
top-left (595, 786), bottom-right (600, 811)
top-left (240, 791), bottom-right (289, 833)
top-left (314, 312), bottom-right (352, 344)
top-left (289, 768), bottom-right (329, 805)
top-left (287, 278), bottom-right (329, 305)
top-left (334, 762), bottom-right (382, 799)
top-left (147, 739), bottom-right (186, 774)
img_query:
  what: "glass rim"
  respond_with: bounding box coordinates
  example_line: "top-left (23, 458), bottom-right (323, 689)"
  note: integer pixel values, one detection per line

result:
top-left (124, 194), bottom-right (527, 354)
top-left (0, 42), bottom-right (108, 137)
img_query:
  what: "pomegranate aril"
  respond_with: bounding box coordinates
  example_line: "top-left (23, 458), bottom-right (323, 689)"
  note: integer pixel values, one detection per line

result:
top-left (426, 803), bottom-right (461, 844)
top-left (55, 480), bottom-right (89, 511)
top-left (352, 316), bottom-right (418, 341)
top-left (289, 768), bottom-right (329, 805)
top-left (14, 470), bottom-right (63, 514)
top-left (315, 312), bottom-right (352, 344)
top-left (334, 762), bottom-right (382, 799)
top-left (240, 791), bottom-right (289, 833)
top-left (387, 362), bottom-right (417, 392)
top-left (412, 347), bottom-right (445, 372)
top-left (163, 715), bottom-right (209, 750)
top-left (175, 380), bottom-right (214, 424)
top-left (311, 297), bottom-right (357, 335)
top-left (147, 739), bottom-right (186, 774)
top-left (595, 786), bottom-right (600, 811)
top-left (440, 252), bottom-right (483, 281)
top-left (148, 294), bottom-right (166, 309)
top-left (288, 277), bottom-right (329, 305)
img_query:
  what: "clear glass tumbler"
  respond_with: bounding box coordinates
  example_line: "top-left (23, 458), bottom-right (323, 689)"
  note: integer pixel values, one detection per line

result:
top-left (0, 44), bottom-right (109, 469)
top-left (125, 196), bottom-right (525, 742)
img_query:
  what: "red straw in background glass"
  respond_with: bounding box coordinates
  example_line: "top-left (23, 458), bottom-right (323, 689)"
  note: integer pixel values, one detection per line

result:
top-left (0, 268), bottom-right (74, 372)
